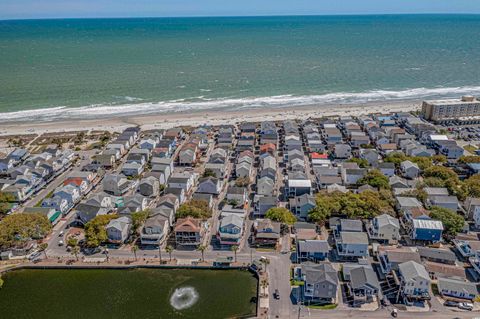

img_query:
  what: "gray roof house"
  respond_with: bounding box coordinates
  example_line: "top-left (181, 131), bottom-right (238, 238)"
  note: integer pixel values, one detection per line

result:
top-left (106, 216), bottom-right (132, 243)
top-left (138, 176), bottom-right (161, 197)
top-left (103, 174), bottom-right (130, 196)
top-left (140, 214), bottom-right (170, 246)
top-left (349, 266), bottom-right (380, 303)
top-left (289, 194), bottom-right (316, 220)
top-left (367, 214), bottom-right (400, 244)
top-left (429, 196), bottom-right (459, 211)
top-left (196, 177), bottom-right (222, 195)
top-left (300, 262), bottom-right (338, 303)
top-left (255, 195), bottom-right (277, 217)
top-left (257, 176), bottom-right (275, 196)
top-left (437, 277), bottom-right (479, 301)
top-left (398, 261), bottom-right (431, 302)
top-left (401, 160), bottom-right (420, 179)
top-left (334, 144), bottom-right (352, 159)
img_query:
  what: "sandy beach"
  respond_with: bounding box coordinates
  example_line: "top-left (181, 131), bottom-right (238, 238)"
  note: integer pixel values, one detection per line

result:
top-left (0, 100), bottom-right (421, 136)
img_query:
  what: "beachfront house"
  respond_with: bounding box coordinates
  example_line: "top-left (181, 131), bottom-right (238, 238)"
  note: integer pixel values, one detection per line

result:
top-left (106, 216), bottom-right (132, 244)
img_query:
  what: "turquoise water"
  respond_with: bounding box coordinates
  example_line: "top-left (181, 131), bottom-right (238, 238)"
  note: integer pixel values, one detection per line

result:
top-left (1, 15), bottom-right (480, 122)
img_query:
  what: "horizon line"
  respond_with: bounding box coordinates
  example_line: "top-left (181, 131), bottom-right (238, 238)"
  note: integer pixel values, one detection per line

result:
top-left (2, 12), bottom-right (480, 22)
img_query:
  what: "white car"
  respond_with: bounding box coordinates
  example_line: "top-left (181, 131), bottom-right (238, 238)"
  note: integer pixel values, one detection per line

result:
top-left (58, 240), bottom-right (64, 246)
top-left (458, 302), bottom-right (473, 311)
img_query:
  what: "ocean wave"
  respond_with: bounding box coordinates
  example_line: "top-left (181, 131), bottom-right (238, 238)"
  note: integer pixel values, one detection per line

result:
top-left (1, 85), bottom-right (480, 123)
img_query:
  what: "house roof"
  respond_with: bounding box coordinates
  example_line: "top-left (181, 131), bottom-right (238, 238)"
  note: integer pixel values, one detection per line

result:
top-left (424, 261), bottom-right (467, 280)
top-left (375, 214), bottom-right (400, 229)
top-left (350, 266), bottom-right (380, 291)
top-left (437, 277), bottom-right (479, 296)
top-left (106, 216), bottom-right (131, 232)
top-left (302, 262), bottom-right (338, 286)
top-left (417, 247), bottom-right (456, 263)
top-left (340, 231), bottom-right (368, 244)
top-left (396, 196), bottom-right (423, 208)
top-left (175, 217), bottom-right (202, 232)
top-left (340, 219), bottom-right (363, 232)
top-left (398, 261), bottom-right (430, 281)
top-left (298, 240), bottom-right (330, 253)
top-left (220, 214), bottom-right (244, 228)
top-left (413, 218), bottom-right (444, 230)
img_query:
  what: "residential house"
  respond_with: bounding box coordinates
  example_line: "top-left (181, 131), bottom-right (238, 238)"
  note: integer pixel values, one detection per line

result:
top-left (437, 277), bottom-right (479, 301)
top-left (103, 174), bottom-right (130, 196)
top-left (411, 219), bottom-right (443, 243)
top-left (335, 231), bottom-right (369, 259)
top-left (175, 217), bottom-right (204, 249)
top-left (226, 186), bottom-right (248, 205)
top-left (140, 214), bottom-right (170, 246)
top-left (429, 196), bottom-right (459, 211)
top-left (253, 219), bottom-right (281, 246)
top-left (367, 214), bottom-right (400, 244)
top-left (417, 247), bottom-right (456, 265)
top-left (334, 144), bottom-right (352, 159)
top-left (254, 195), bottom-right (277, 217)
top-left (401, 160), bottom-right (420, 179)
top-left (466, 197), bottom-right (480, 228)
top-left (378, 162), bottom-right (396, 177)
top-left (300, 262), bottom-right (338, 303)
top-left (217, 214), bottom-right (245, 246)
top-left (348, 266), bottom-right (380, 304)
top-left (138, 176), bottom-right (161, 197)
top-left (297, 240), bottom-right (330, 262)
top-left (398, 261), bottom-right (431, 304)
top-left (106, 216), bottom-right (132, 243)
top-left (53, 184), bottom-right (81, 206)
top-left (122, 162), bottom-right (144, 177)
top-left (289, 194), bottom-right (316, 220)
top-left (257, 176), bottom-right (275, 196)
top-left (196, 177), bottom-right (222, 195)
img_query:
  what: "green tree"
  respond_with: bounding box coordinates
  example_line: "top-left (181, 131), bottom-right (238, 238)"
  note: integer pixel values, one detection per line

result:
top-left (0, 192), bottom-right (15, 215)
top-left (84, 214), bottom-right (118, 247)
top-left (131, 245), bottom-right (139, 261)
top-left (423, 166), bottom-right (458, 181)
top-left (265, 207), bottom-right (296, 225)
top-left (71, 246), bottom-right (80, 261)
top-left (410, 156), bottom-right (433, 170)
top-left (384, 152), bottom-right (408, 166)
top-left (176, 200), bottom-right (212, 219)
top-left (357, 169), bottom-right (390, 189)
top-left (464, 175), bottom-right (480, 198)
top-left (131, 210), bottom-right (149, 235)
top-left (429, 206), bottom-right (464, 237)
top-left (197, 244), bottom-right (206, 262)
top-left (231, 244), bottom-right (239, 263)
top-left (38, 242), bottom-right (48, 259)
top-left (0, 213), bottom-right (51, 249)
top-left (260, 278), bottom-right (269, 296)
top-left (202, 169), bottom-right (216, 178)
top-left (235, 177), bottom-right (250, 187)
top-left (166, 245), bottom-right (174, 261)
top-left (260, 257), bottom-right (270, 273)
top-left (459, 156), bottom-right (480, 164)
top-left (347, 158), bottom-right (369, 168)
top-left (432, 155), bottom-right (447, 164)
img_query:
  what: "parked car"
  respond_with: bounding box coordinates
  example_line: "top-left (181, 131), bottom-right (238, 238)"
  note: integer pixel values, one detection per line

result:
top-left (28, 251), bottom-right (41, 261)
top-left (274, 289), bottom-right (280, 300)
top-left (58, 240), bottom-right (64, 246)
top-left (444, 301), bottom-right (459, 307)
top-left (458, 302), bottom-right (473, 311)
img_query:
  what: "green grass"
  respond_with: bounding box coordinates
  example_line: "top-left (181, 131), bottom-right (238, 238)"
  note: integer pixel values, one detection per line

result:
top-left (307, 304), bottom-right (337, 310)
top-left (290, 279), bottom-right (304, 286)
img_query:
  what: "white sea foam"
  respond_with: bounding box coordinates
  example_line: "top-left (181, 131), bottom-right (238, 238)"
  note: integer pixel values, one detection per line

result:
top-left (170, 287), bottom-right (199, 310)
top-left (2, 85), bottom-right (480, 123)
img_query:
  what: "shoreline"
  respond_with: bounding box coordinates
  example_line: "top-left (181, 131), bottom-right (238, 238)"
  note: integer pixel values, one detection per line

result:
top-left (0, 100), bottom-right (421, 136)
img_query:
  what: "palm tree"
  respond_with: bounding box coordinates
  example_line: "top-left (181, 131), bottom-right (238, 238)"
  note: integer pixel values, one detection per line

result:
top-left (71, 246), bottom-right (80, 262)
top-left (260, 257), bottom-right (270, 273)
top-left (231, 245), bottom-right (239, 263)
top-left (158, 243), bottom-right (163, 264)
top-left (38, 243), bottom-right (48, 260)
top-left (260, 279), bottom-right (269, 297)
top-left (131, 245), bottom-right (139, 261)
top-left (197, 245), bottom-right (206, 262)
top-left (166, 245), bottom-right (174, 262)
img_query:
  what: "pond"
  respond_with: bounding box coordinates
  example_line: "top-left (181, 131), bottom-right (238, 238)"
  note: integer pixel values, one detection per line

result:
top-left (0, 268), bottom-right (258, 319)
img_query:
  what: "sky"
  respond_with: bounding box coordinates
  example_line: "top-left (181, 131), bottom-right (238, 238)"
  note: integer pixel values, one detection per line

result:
top-left (1, 0), bottom-right (480, 20)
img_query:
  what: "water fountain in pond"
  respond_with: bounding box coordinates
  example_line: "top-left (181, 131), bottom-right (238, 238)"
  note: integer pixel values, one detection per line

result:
top-left (169, 287), bottom-right (199, 310)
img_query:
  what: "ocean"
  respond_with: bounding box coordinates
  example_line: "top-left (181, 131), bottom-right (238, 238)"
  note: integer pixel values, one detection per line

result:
top-left (1, 14), bottom-right (480, 122)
